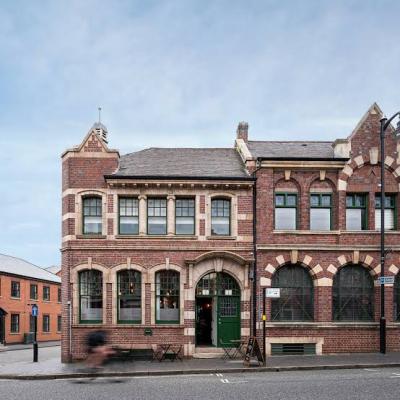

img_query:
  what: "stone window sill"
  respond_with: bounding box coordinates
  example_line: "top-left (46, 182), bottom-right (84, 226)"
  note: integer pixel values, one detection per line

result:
top-left (206, 235), bottom-right (236, 240)
top-left (76, 235), bottom-right (107, 239)
top-left (273, 230), bottom-right (340, 235)
top-left (10, 297), bottom-right (21, 300)
top-left (115, 235), bottom-right (197, 240)
top-left (265, 322), bottom-right (379, 328)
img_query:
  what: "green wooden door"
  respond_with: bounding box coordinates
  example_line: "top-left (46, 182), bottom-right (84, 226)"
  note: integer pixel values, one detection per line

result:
top-left (217, 295), bottom-right (240, 346)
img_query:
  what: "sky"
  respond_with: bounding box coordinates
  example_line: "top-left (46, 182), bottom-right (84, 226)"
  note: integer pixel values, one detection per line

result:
top-left (1, 0), bottom-right (400, 268)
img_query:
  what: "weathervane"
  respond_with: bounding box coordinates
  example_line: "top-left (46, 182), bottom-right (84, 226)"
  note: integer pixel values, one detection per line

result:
top-left (98, 107), bottom-right (102, 123)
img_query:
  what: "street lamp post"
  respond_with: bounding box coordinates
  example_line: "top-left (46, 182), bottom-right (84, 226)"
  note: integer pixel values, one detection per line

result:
top-left (379, 112), bottom-right (400, 354)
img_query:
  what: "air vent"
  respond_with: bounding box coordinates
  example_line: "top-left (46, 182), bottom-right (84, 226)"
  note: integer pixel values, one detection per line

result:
top-left (271, 343), bottom-right (316, 355)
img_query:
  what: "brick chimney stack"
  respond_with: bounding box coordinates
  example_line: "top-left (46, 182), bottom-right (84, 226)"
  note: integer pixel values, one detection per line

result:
top-left (236, 121), bottom-right (249, 142)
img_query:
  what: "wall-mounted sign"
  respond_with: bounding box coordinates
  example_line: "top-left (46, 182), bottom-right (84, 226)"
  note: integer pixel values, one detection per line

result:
top-left (266, 288), bottom-right (280, 298)
top-left (225, 289), bottom-right (232, 296)
top-left (378, 276), bottom-right (395, 285)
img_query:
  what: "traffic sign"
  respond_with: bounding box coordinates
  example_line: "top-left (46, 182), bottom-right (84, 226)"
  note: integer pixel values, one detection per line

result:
top-left (266, 288), bottom-right (280, 298)
top-left (378, 276), bottom-right (395, 285)
top-left (31, 304), bottom-right (38, 317)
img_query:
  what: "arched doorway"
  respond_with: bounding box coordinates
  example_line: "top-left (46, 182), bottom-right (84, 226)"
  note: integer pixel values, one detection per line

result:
top-left (195, 272), bottom-right (240, 347)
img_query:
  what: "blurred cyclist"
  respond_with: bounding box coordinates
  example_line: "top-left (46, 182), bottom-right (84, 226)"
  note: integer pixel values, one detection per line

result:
top-left (85, 330), bottom-right (114, 370)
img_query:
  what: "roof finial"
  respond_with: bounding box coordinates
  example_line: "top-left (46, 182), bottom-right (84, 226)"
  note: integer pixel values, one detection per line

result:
top-left (98, 106), bottom-right (102, 123)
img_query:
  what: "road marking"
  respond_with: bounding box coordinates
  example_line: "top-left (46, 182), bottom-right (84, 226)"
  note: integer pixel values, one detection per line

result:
top-left (364, 369), bottom-right (379, 372)
top-left (220, 378), bottom-right (229, 383)
top-left (216, 373), bottom-right (223, 377)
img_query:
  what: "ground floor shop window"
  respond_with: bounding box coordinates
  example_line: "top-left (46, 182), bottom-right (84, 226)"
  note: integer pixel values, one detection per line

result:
top-left (271, 264), bottom-right (314, 321)
top-left (155, 270), bottom-right (180, 323)
top-left (333, 264), bottom-right (374, 321)
top-left (11, 314), bottom-right (19, 333)
top-left (79, 270), bottom-right (103, 323)
top-left (118, 270), bottom-right (141, 323)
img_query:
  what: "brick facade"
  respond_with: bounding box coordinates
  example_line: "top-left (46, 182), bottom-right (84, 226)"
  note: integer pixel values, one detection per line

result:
top-left (61, 104), bottom-right (400, 362)
top-left (0, 273), bottom-right (61, 344)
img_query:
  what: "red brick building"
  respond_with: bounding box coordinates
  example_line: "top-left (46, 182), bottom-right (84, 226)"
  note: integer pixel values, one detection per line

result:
top-left (61, 123), bottom-right (254, 362)
top-left (62, 103), bottom-right (400, 361)
top-left (236, 103), bottom-right (400, 355)
top-left (0, 254), bottom-right (61, 345)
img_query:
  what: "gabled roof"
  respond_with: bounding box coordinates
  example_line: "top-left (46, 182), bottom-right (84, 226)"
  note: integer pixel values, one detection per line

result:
top-left (247, 140), bottom-right (339, 160)
top-left (109, 148), bottom-right (251, 179)
top-left (0, 254), bottom-right (61, 284)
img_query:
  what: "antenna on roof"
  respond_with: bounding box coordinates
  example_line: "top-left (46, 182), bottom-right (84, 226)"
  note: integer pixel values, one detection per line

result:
top-left (98, 106), bottom-right (102, 123)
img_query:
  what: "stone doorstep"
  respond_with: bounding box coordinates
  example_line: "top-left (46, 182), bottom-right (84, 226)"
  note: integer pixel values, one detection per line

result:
top-left (193, 346), bottom-right (224, 359)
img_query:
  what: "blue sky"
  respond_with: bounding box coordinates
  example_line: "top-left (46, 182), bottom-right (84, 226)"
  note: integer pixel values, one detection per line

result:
top-left (1, 1), bottom-right (400, 267)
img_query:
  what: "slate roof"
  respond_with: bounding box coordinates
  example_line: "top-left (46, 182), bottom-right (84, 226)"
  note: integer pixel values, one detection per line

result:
top-left (247, 141), bottom-right (339, 159)
top-left (0, 254), bottom-right (61, 284)
top-left (110, 148), bottom-right (251, 179)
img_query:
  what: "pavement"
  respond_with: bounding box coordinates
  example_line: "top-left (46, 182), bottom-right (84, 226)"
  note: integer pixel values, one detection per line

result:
top-left (1, 346), bottom-right (400, 380)
top-left (0, 340), bottom-right (60, 352)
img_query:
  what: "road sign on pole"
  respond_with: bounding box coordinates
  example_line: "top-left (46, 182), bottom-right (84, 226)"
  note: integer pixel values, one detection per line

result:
top-left (31, 304), bottom-right (38, 362)
top-left (378, 276), bottom-right (395, 285)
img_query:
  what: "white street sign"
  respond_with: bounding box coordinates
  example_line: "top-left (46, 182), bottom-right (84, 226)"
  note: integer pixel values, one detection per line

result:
top-left (266, 288), bottom-right (280, 298)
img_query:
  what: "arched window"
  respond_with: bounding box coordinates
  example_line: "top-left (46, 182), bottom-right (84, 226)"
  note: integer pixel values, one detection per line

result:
top-left (394, 274), bottom-right (400, 321)
top-left (155, 270), bottom-right (180, 324)
top-left (271, 264), bottom-right (313, 321)
top-left (79, 270), bottom-right (103, 323)
top-left (333, 264), bottom-right (374, 321)
top-left (117, 270), bottom-right (141, 323)
top-left (83, 197), bottom-right (102, 234)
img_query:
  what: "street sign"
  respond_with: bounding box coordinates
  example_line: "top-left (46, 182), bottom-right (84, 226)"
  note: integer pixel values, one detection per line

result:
top-left (31, 304), bottom-right (38, 317)
top-left (266, 288), bottom-right (280, 298)
top-left (378, 276), bottom-right (395, 285)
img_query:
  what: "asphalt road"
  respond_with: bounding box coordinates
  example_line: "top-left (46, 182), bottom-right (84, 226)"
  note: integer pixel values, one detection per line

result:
top-left (1, 368), bottom-right (400, 400)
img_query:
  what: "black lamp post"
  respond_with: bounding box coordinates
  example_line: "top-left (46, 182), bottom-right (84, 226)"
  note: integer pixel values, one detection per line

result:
top-left (379, 112), bottom-right (400, 354)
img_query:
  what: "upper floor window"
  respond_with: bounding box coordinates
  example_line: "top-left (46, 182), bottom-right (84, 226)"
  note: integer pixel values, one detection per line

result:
top-left (79, 270), bottom-right (103, 323)
top-left (375, 194), bottom-right (396, 230)
top-left (333, 264), bottom-right (374, 321)
top-left (175, 198), bottom-right (195, 235)
top-left (119, 197), bottom-right (139, 235)
top-left (30, 284), bottom-right (38, 300)
top-left (346, 194), bottom-right (367, 230)
top-left (310, 194), bottom-right (332, 230)
top-left (43, 286), bottom-right (50, 301)
top-left (147, 198), bottom-right (167, 235)
top-left (275, 193), bottom-right (297, 230)
top-left (83, 197), bottom-right (102, 234)
top-left (117, 270), bottom-right (141, 323)
top-left (155, 270), bottom-right (180, 323)
top-left (211, 198), bottom-right (231, 236)
top-left (11, 281), bottom-right (20, 298)
top-left (58, 287), bottom-right (62, 303)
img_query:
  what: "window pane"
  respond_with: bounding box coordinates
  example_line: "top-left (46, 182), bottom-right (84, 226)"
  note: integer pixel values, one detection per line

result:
top-left (310, 209), bottom-right (331, 230)
top-left (310, 195), bottom-right (319, 207)
top-left (211, 217), bottom-right (230, 235)
top-left (321, 195), bottom-right (331, 207)
top-left (120, 216), bottom-right (139, 234)
top-left (286, 195), bottom-right (297, 207)
top-left (275, 195), bottom-right (285, 206)
top-left (84, 216), bottom-right (102, 234)
top-left (176, 217), bottom-right (195, 235)
top-left (156, 271), bottom-right (180, 322)
top-left (275, 208), bottom-right (296, 230)
top-left (346, 195), bottom-right (353, 207)
top-left (346, 209), bottom-right (363, 230)
top-left (375, 209), bottom-right (395, 230)
top-left (148, 216), bottom-right (167, 234)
